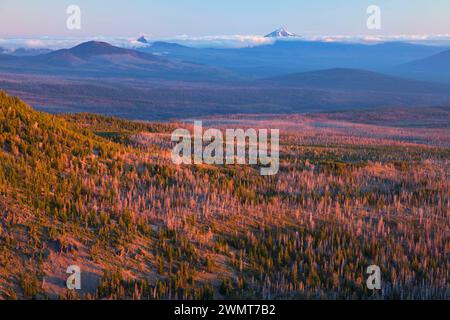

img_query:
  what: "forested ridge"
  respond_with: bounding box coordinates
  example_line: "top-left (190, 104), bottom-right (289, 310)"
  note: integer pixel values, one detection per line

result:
top-left (0, 91), bottom-right (448, 299)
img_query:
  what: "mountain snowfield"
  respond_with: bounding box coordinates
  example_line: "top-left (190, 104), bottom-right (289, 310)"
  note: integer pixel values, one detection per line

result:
top-left (264, 27), bottom-right (299, 38)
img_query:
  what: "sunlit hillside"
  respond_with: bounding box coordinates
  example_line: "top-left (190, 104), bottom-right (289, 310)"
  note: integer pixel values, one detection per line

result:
top-left (0, 92), bottom-right (448, 300)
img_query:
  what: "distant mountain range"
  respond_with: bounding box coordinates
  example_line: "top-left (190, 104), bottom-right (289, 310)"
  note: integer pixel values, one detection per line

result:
top-left (1, 38), bottom-right (449, 82)
top-left (0, 41), bottom-right (233, 81)
top-left (1, 38), bottom-right (450, 120)
top-left (138, 40), bottom-right (448, 79)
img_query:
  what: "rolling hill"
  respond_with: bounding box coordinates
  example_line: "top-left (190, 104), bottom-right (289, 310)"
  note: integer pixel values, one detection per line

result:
top-left (1, 40), bottom-right (450, 120)
top-left (2, 66), bottom-right (450, 120)
top-left (140, 40), bottom-right (448, 78)
top-left (266, 68), bottom-right (450, 94)
top-left (396, 49), bottom-right (450, 83)
top-left (0, 41), bottom-right (233, 81)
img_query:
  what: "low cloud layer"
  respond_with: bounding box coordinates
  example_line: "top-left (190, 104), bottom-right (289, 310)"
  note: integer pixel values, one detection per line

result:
top-left (1, 34), bottom-right (450, 52)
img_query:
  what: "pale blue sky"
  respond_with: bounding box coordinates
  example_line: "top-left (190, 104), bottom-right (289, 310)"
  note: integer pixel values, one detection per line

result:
top-left (0, 0), bottom-right (449, 37)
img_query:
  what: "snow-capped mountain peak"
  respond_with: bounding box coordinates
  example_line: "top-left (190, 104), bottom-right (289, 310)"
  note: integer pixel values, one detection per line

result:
top-left (137, 36), bottom-right (149, 44)
top-left (264, 27), bottom-right (298, 38)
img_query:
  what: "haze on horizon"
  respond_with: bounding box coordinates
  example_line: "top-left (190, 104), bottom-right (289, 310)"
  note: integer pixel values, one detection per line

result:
top-left (0, 0), bottom-right (449, 38)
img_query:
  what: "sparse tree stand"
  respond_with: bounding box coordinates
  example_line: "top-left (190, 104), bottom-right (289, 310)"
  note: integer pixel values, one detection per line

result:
top-left (0, 91), bottom-right (448, 300)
